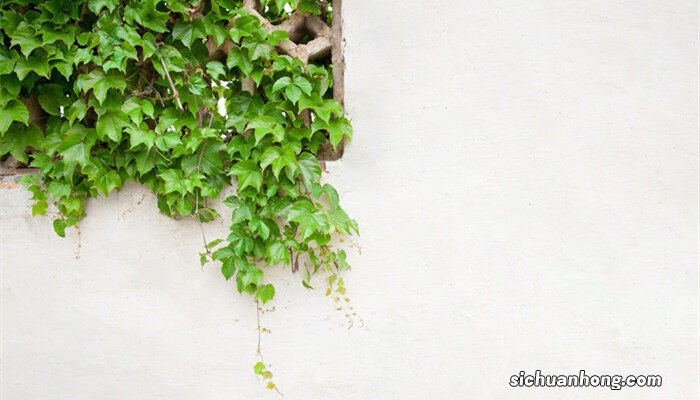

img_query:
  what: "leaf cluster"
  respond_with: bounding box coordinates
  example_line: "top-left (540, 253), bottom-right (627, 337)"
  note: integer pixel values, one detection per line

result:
top-left (0, 0), bottom-right (356, 308)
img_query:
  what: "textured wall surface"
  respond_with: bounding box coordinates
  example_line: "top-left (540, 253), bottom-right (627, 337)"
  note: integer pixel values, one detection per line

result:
top-left (1, 1), bottom-right (698, 399)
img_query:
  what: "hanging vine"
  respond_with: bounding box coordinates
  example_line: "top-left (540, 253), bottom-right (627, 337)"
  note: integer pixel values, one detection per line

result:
top-left (0, 0), bottom-right (357, 390)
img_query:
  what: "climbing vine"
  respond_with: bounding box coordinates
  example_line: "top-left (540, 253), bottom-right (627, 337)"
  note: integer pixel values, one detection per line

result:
top-left (0, 0), bottom-right (357, 390)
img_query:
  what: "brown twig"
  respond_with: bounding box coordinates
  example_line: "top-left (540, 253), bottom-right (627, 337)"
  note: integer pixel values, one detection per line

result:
top-left (157, 54), bottom-right (184, 111)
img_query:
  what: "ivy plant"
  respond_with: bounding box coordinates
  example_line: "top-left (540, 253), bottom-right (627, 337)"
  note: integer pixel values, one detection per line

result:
top-left (0, 0), bottom-right (356, 390)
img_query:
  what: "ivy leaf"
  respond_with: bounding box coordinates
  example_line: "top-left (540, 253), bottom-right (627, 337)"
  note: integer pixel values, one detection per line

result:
top-left (14, 54), bottom-right (50, 79)
top-left (88, 0), bottom-right (119, 14)
top-left (260, 145), bottom-right (297, 178)
top-left (255, 284), bottom-right (275, 304)
top-left (313, 117), bottom-right (352, 149)
top-left (38, 84), bottom-right (70, 116)
top-left (247, 116), bottom-right (285, 144)
top-left (208, 23), bottom-right (227, 47)
top-left (47, 181), bottom-right (72, 200)
top-left (236, 266), bottom-right (263, 294)
top-left (0, 124), bottom-right (43, 163)
top-left (67, 100), bottom-right (88, 126)
top-left (257, 218), bottom-right (279, 240)
top-left (80, 69), bottom-right (127, 104)
top-left (53, 219), bottom-right (67, 238)
top-left (284, 84), bottom-right (302, 104)
top-left (138, 0), bottom-right (170, 32)
top-left (243, 40), bottom-right (273, 61)
top-left (272, 76), bottom-right (291, 92)
top-left (329, 206), bottom-right (358, 235)
top-left (266, 241), bottom-right (290, 265)
top-left (206, 61), bottom-right (226, 80)
top-left (43, 26), bottom-right (76, 46)
top-left (58, 126), bottom-right (97, 167)
top-left (293, 76), bottom-right (312, 95)
top-left (299, 94), bottom-right (342, 122)
top-left (173, 20), bottom-right (207, 47)
top-left (226, 47), bottom-right (253, 75)
top-left (213, 246), bottom-right (235, 261)
top-left (0, 47), bottom-right (18, 75)
top-left (221, 258), bottom-right (236, 280)
top-left (93, 170), bottom-right (122, 196)
top-left (229, 160), bottom-right (263, 192)
top-left (159, 169), bottom-right (187, 195)
top-left (127, 125), bottom-right (156, 149)
top-left (96, 111), bottom-right (129, 142)
top-left (9, 23), bottom-right (42, 56)
top-left (287, 199), bottom-right (329, 240)
top-left (296, 152), bottom-right (321, 189)
top-left (32, 201), bottom-right (48, 216)
top-left (0, 100), bottom-right (29, 134)
top-left (327, 118), bottom-right (353, 148)
top-left (121, 98), bottom-right (143, 124)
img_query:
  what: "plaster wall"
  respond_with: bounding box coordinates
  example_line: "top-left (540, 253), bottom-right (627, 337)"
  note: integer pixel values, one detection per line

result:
top-left (1, 1), bottom-right (698, 399)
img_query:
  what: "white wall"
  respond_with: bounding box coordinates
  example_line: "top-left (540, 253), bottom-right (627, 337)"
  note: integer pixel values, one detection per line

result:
top-left (2, 1), bottom-right (698, 399)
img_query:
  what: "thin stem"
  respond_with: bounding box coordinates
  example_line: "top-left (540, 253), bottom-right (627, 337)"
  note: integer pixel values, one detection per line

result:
top-left (157, 54), bottom-right (184, 111)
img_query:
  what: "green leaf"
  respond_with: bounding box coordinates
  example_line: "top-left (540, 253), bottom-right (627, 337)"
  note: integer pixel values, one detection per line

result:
top-left (313, 117), bottom-right (352, 149)
top-left (0, 100), bottom-right (29, 134)
top-left (38, 84), bottom-right (70, 116)
top-left (208, 23), bottom-right (228, 47)
top-left (121, 98), bottom-right (143, 124)
top-left (159, 169), bottom-right (187, 195)
top-left (229, 160), bottom-right (263, 192)
top-left (53, 219), bottom-right (67, 238)
top-left (67, 100), bottom-right (88, 126)
top-left (47, 181), bottom-right (71, 200)
top-left (260, 145), bottom-right (297, 178)
top-left (253, 361), bottom-right (266, 376)
top-left (127, 126), bottom-right (156, 149)
top-left (0, 124), bottom-right (43, 163)
top-left (212, 246), bottom-right (235, 261)
top-left (88, 0), bottom-right (119, 14)
top-left (32, 200), bottom-right (48, 216)
top-left (206, 61), bottom-right (226, 80)
top-left (266, 241), bottom-right (290, 265)
top-left (237, 267), bottom-right (263, 293)
top-left (10, 23), bottom-right (41, 56)
top-left (255, 284), bottom-right (275, 304)
top-left (58, 126), bottom-right (97, 168)
top-left (287, 199), bottom-right (329, 240)
top-left (94, 170), bottom-right (122, 196)
top-left (80, 69), bottom-right (127, 104)
top-left (43, 27), bottom-right (76, 46)
top-left (14, 54), bottom-right (50, 79)
top-left (329, 206), bottom-right (358, 235)
top-left (96, 111), bottom-right (129, 142)
top-left (257, 218), bottom-right (279, 240)
top-left (226, 47), bottom-right (253, 75)
top-left (272, 76), bottom-right (291, 92)
top-left (243, 40), bottom-right (273, 61)
top-left (138, 0), bottom-right (171, 32)
top-left (0, 47), bottom-right (18, 75)
top-left (293, 76), bottom-right (312, 95)
top-left (221, 258), bottom-right (236, 280)
top-left (173, 20), bottom-right (207, 47)
top-left (284, 84), bottom-right (302, 104)
top-left (247, 116), bottom-right (285, 144)
top-left (296, 152), bottom-right (321, 189)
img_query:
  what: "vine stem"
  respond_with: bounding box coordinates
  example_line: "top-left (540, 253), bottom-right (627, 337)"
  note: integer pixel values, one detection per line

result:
top-left (157, 54), bottom-right (184, 111)
top-left (256, 299), bottom-right (263, 361)
top-left (256, 299), bottom-right (284, 396)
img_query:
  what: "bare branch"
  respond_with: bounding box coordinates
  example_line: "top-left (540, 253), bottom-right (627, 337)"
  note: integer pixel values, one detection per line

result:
top-left (157, 54), bottom-right (184, 111)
